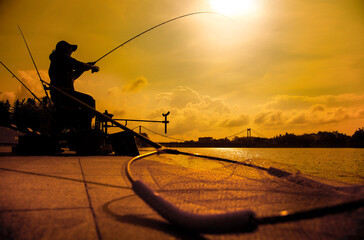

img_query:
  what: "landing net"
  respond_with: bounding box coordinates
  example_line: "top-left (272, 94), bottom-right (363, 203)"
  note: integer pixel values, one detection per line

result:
top-left (124, 149), bottom-right (364, 235)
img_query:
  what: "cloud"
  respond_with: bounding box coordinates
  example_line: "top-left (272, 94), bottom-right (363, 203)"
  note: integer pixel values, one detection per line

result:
top-left (263, 95), bottom-right (313, 110)
top-left (98, 76), bottom-right (150, 117)
top-left (156, 86), bottom-right (201, 108)
top-left (147, 92), bottom-right (364, 139)
top-left (18, 70), bottom-right (49, 96)
top-left (151, 86), bottom-right (248, 138)
top-left (156, 86), bottom-right (230, 114)
top-left (254, 94), bottom-right (364, 127)
top-left (106, 86), bottom-right (123, 97)
top-left (219, 114), bottom-right (250, 128)
top-left (0, 70), bottom-right (49, 103)
top-left (122, 76), bottom-right (148, 92)
top-left (0, 92), bottom-right (16, 103)
top-left (263, 94), bottom-right (364, 110)
top-left (254, 111), bottom-right (284, 125)
top-left (102, 86), bottom-right (129, 117)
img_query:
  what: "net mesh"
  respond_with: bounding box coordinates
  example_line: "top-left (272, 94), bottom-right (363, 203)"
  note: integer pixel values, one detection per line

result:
top-left (130, 152), bottom-right (363, 218)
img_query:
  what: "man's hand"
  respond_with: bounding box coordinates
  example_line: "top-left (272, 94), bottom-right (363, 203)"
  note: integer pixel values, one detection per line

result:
top-left (87, 62), bottom-right (99, 73)
top-left (91, 65), bottom-right (99, 73)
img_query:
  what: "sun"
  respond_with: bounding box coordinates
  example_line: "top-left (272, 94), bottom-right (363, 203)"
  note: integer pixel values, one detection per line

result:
top-left (210, 0), bottom-right (259, 17)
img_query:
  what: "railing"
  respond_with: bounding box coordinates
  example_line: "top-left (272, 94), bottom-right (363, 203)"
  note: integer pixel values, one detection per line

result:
top-left (96, 111), bottom-right (170, 134)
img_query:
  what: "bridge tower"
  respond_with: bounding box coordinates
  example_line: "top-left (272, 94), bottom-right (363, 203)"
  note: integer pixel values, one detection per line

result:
top-left (247, 128), bottom-right (251, 138)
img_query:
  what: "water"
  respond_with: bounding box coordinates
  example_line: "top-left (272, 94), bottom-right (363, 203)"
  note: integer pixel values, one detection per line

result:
top-left (170, 148), bottom-right (364, 185)
top-left (2, 145), bottom-right (362, 184)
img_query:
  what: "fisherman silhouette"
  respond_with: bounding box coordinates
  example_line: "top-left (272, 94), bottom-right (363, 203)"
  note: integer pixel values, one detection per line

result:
top-left (48, 41), bottom-right (100, 132)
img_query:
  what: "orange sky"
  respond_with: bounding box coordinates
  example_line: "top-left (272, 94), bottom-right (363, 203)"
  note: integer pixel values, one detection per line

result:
top-left (0, 0), bottom-right (363, 141)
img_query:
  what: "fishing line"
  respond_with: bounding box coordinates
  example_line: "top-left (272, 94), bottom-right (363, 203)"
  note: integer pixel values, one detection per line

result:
top-left (94, 11), bottom-right (229, 63)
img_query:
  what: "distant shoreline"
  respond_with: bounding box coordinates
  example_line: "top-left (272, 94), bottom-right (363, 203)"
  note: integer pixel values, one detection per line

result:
top-left (159, 129), bottom-right (364, 148)
top-left (159, 143), bottom-right (363, 148)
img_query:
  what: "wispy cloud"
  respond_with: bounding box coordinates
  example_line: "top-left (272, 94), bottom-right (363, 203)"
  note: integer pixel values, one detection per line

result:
top-left (122, 76), bottom-right (148, 92)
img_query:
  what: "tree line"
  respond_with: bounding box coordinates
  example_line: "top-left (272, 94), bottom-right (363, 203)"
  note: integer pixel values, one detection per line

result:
top-left (0, 98), bottom-right (51, 134)
top-left (162, 129), bottom-right (364, 148)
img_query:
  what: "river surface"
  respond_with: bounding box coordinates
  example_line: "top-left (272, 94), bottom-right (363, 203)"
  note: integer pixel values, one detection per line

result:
top-left (1, 145), bottom-right (362, 184)
top-left (167, 148), bottom-right (364, 185)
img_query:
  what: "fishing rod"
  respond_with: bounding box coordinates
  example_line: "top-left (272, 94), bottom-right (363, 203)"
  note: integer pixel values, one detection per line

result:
top-left (18, 25), bottom-right (51, 103)
top-left (94, 11), bottom-right (227, 63)
top-left (0, 61), bottom-right (46, 107)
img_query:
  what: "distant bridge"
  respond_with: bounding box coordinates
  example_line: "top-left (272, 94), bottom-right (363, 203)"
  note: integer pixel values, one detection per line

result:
top-left (135, 126), bottom-right (267, 142)
top-left (225, 128), bottom-right (267, 139)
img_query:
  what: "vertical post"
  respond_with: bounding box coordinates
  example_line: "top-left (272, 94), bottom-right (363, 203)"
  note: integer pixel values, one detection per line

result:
top-left (162, 111), bottom-right (170, 134)
top-left (164, 115), bottom-right (167, 134)
top-left (102, 110), bottom-right (114, 135)
top-left (139, 125), bottom-right (142, 134)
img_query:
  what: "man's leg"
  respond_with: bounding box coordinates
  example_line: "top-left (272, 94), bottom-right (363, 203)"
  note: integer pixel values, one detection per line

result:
top-left (67, 91), bottom-right (96, 130)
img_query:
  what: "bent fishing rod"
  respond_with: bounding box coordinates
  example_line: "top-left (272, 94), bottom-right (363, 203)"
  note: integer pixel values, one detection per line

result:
top-left (93, 11), bottom-right (228, 63)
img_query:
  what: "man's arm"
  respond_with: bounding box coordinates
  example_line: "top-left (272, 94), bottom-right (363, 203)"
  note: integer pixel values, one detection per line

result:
top-left (70, 57), bottom-right (99, 80)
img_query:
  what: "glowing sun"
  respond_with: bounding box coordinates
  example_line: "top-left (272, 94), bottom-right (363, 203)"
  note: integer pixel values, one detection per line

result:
top-left (210, 0), bottom-right (259, 17)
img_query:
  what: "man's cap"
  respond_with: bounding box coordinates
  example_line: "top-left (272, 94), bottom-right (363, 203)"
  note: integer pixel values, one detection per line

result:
top-left (56, 41), bottom-right (77, 52)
